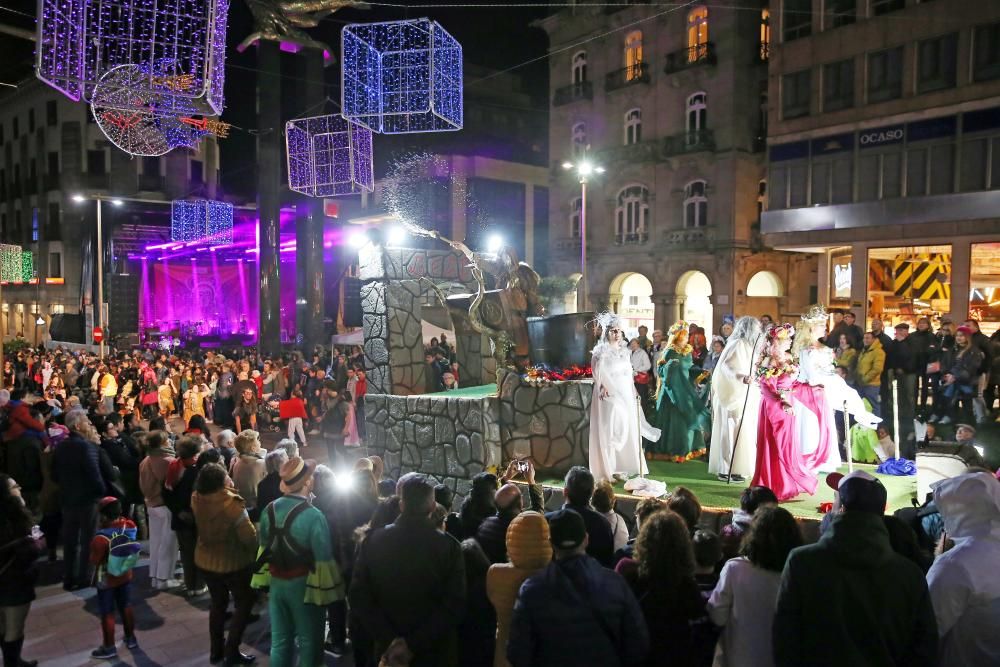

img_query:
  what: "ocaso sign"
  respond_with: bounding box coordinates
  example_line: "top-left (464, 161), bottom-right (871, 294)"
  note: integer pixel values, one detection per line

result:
top-left (859, 125), bottom-right (905, 148)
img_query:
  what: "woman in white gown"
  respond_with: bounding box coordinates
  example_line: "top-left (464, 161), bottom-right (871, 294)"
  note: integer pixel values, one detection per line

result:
top-left (589, 312), bottom-right (661, 482)
top-left (708, 316), bottom-right (763, 481)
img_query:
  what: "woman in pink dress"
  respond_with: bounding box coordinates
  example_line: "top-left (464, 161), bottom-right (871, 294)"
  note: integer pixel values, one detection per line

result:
top-left (751, 324), bottom-right (818, 501)
top-left (343, 390), bottom-right (362, 447)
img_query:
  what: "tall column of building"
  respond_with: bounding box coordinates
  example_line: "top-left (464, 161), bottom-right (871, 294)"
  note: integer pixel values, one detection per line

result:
top-left (257, 40), bottom-right (283, 356)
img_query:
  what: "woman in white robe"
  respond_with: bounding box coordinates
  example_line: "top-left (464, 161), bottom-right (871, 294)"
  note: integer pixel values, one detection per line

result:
top-left (589, 313), bottom-right (661, 482)
top-left (708, 316), bottom-right (762, 481)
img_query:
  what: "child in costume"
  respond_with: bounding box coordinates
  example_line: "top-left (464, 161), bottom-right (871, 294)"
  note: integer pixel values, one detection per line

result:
top-left (89, 497), bottom-right (140, 660)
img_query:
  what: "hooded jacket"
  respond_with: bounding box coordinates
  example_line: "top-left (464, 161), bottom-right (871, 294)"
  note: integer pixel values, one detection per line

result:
top-left (191, 487), bottom-right (258, 574)
top-left (857, 338), bottom-right (886, 387)
top-left (926, 472), bottom-right (1000, 667)
top-left (773, 511), bottom-right (938, 667)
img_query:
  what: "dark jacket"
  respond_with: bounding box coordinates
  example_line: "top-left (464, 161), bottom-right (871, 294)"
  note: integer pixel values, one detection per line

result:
top-left (944, 346), bottom-right (985, 387)
top-left (0, 530), bottom-right (44, 606)
top-left (254, 471), bottom-right (282, 522)
top-left (908, 329), bottom-right (935, 373)
top-left (886, 336), bottom-right (916, 375)
top-left (164, 463), bottom-right (198, 531)
top-left (5, 435), bottom-right (43, 495)
top-left (970, 330), bottom-right (992, 376)
top-left (773, 511), bottom-right (938, 667)
top-left (100, 436), bottom-right (142, 504)
top-left (507, 554), bottom-right (649, 667)
top-left (350, 512), bottom-right (466, 667)
top-left (51, 434), bottom-right (113, 507)
top-left (548, 502), bottom-right (616, 568)
top-left (476, 484), bottom-right (544, 564)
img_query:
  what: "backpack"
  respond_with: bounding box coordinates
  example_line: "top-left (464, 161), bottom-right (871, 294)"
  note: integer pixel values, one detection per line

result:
top-left (102, 528), bottom-right (141, 577)
top-left (894, 498), bottom-right (940, 554)
top-left (257, 501), bottom-right (314, 571)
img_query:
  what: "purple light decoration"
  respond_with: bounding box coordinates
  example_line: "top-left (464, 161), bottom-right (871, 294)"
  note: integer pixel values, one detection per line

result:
top-left (171, 199), bottom-right (234, 243)
top-left (342, 18), bottom-right (463, 134)
top-left (286, 114), bottom-right (374, 198)
top-left (36, 0), bottom-right (230, 117)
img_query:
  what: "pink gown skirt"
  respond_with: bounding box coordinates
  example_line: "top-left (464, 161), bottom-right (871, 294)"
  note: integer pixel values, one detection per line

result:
top-left (751, 379), bottom-right (818, 501)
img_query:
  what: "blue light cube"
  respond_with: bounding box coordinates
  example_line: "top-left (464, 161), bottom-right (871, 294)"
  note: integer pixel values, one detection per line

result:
top-left (342, 18), bottom-right (463, 134)
top-left (286, 114), bottom-right (374, 198)
top-left (171, 199), bottom-right (233, 244)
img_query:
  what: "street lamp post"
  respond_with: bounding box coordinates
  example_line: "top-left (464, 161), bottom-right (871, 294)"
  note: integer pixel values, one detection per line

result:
top-left (562, 157), bottom-right (604, 312)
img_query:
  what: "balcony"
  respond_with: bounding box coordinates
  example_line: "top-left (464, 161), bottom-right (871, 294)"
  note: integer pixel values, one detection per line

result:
top-left (599, 140), bottom-right (661, 164)
top-left (663, 129), bottom-right (716, 156)
top-left (553, 81), bottom-right (593, 107)
top-left (44, 174), bottom-right (60, 191)
top-left (664, 42), bottom-right (716, 74)
top-left (605, 63), bottom-right (650, 92)
top-left (614, 231), bottom-right (649, 246)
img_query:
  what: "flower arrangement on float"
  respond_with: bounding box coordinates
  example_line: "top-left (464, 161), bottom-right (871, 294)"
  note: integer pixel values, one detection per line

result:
top-left (521, 363), bottom-right (593, 386)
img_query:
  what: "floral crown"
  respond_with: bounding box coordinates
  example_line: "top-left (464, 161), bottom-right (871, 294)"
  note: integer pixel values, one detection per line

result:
top-left (766, 323), bottom-right (795, 341)
top-left (667, 321), bottom-right (689, 340)
top-left (800, 303), bottom-right (828, 325)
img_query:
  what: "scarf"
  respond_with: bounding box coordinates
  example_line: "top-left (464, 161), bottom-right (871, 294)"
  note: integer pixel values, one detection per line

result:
top-left (165, 456), bottom-right (197, 490)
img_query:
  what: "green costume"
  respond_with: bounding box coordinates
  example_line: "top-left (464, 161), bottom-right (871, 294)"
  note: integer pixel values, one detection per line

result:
top-left (652, 347), bottom-right (710, 461)
top-left (252, 495), bottom-right (344, 667)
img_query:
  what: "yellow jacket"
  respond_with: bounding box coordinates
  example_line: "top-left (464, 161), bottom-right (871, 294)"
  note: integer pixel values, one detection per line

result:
top-left (857, 339), bottom-right (885, 387)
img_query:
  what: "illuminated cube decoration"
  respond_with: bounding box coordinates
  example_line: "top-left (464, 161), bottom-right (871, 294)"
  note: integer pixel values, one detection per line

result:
top-left (171, 199), bottom-right (234, 244)
top-left (286, 114), bottom-right (374, 198)
top-left (21, 251), bottom-right (34, 283)
top-left (342, 18), bottom-right (463, 134)
top-left (0, 245), bottom-right (23, 283)
top-left (36, 0), bottom-right (230, 117)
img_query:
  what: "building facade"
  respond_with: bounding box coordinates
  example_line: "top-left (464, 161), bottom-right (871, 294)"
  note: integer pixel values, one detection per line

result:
top-left (0, 78), bottom-right (220, 344)
top-left (540, 1), bottom-right (809, 336)
top-left (762, 0), bottom-right (1000, 333)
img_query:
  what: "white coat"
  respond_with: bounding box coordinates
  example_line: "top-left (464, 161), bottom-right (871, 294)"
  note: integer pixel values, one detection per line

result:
top-left (708, 338), bottom-right (759, 478)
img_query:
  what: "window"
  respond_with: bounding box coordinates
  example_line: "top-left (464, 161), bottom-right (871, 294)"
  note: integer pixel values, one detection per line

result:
top-left (46, 101), bottom-right (57, 126)
top-left (625, 31), bottom-right (643, 80)
top-left (47, 152), bottom-right (58, 177)
top-left (570, 197), bottom-right (582, 238)
top-left (47, 203), bottom-right (60, 241)
top-left (917, 33), bottom-right (958, 94)
top-left (31, 209), bottom-right (38, 242)
top-left (572, 122), bottom-right (587, 156)
top-left (757, 179), bottom-right (767, 224)
top-left (859, 150), bottom-right (902, 200)
top-left (782, 69), bottom-right (811, 119)
top-left (0, 169), bottom-right (5, 200)
top-left (687, 92), bottom-right (707, 136)
top-left (684, 180), bottom-right (708, 228)
top-left (823, 59), bottom-right (854, 111)
top-left (191, 160), bottom-right (204, 184)
top-left (0, 214), bottom-right (5, 238)
top-left (87, 149), bottom-right (106, 174)
top-left (624, 108), bottom-right (642, 145)
top-left (49, 252), bottom-right (62, 279)
top-left (825, 0), bottom-right (856, 28)
top-left (760, 9), bottom-right (771, 60)
top-left (28, 109), bottom-right (35, 133)
top-left (0, 123), bottom-right (4, 145)
top-left (784, 0), bottom-right (812, 42)
top-left (867, 47), bottom-right (903, 103)
top-left (687, 6), bottom-right (709, 61)
top-left (871, 0), bottom-right (904, 15)
top-left (143, 156), bottom-right (159, 175)
top-left (973, 23), bottom-right (1000, 82)
top-left (572, 51), bottom-right (588, 84)
top-left (960, 137), bottom-right (988, 192)
top-left (12, 117), bottom-right (18, 139)
top-left (616, 185), bottom-right (650, 240)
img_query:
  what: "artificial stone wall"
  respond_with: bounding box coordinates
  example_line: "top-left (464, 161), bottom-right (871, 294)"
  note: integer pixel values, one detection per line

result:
top-left (364, 392), bottom-right (501, 497)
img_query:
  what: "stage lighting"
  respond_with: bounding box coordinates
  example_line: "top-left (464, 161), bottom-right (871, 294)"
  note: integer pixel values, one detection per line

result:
top-left (111, 199), bottom-right (124, 207)
top-left (72, 194), bottom-right (86, 203)
top-left (348, 231), bottom-right (368, 248)
top-left (386, 225), bottom-right (406, 247)
top-left (487, 234), bottom-right (503, 253)
top-left (336, 472), bottom-right (355, 492)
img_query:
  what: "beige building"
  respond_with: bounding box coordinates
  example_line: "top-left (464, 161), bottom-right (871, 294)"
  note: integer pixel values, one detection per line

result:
top-left (539, 1), bottom-right (810, 336)
top-left (762, 0), bottom-right (1000, 333)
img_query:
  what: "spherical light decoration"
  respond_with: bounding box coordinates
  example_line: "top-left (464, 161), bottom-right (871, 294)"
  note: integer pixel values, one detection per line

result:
top-left (36, 0), bottom-right (230, 117)
top-left (0, 244), bottom-right (23, 283)
top-left (171, 199), bottom-right (234, 244)
top-left (286, 114), bottom-right (374, 198)
top-left (342, 18), bottom-right (463, 134)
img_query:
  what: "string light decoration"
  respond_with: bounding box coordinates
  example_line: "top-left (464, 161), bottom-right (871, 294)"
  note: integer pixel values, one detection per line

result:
top-left (171, 199), bottom-right (234, 244)
top-left (342, 18), bottom-right (463, 134)
top-left (286, 114), bottom-right (374, 197)
top-left (20, 251), bottom-right (34, 283)
top-left (36, 0), bottom-right (230, 117)
top-left (0, 245), bottom-right (23, 283)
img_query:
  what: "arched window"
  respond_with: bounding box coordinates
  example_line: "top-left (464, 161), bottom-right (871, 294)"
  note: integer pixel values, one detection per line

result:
top-left (687, 6), bottom-right (709, 62)
top-left (616, 185), bottom-right (650, 243)
top-left (572, 122), bottom-right (587, 157)
top-left (624, 108), bottom-right (642, 145)
top-left (760, 8), bottom-right (771, 61)
top-left (570, 197), bottom-right (582, 238)
top-left (625, 31), bottom-right (643, 80)
top-left (687, 92), bottom-right (707, 135)
top-left (572, 51), bottom-right (588, 85)
top-left (684, 180), bottom-right (708, 228)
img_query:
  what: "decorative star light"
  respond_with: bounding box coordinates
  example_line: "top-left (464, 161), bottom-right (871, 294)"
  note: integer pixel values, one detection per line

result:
top-left (36, 0), bottom-right (230, 117)
top-left (342, 18), bottom-right (463, 134)
top-left (286, 113), bottom-right (374, 197)
top-left (0, 244), bottom-right (23, 283)
top-left (171, 199), bottom-right (234, 244)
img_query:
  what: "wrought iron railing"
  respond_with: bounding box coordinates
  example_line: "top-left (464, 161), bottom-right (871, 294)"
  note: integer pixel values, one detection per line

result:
top-left (664, 42), bottom-right (716, 74)
top-left (605, 63), bottom-right (650, 91)
top-left (553, 81), bottom-right (593, 107)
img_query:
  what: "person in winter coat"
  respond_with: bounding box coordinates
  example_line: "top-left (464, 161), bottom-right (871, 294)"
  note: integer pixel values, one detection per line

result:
top-left (925, 471), bottom-right (1000, 667)
top-left (486, 511), bottom-right (552, 667)
top-left (856, 333), bottom-right (886, 418)
top-left (230, 430), bottom-right (266, 513)
top-left (0, 474), bottom-right (44, 667)
top-left (930, 326), bottom-right (985, 425)
top-left (164, 437), bottom-right (209, 597)
top-left (139, 431), bottom-right (178, 590)
top-left (98, 420), bottom-right (142, 519)
top-left (3, 390), bottom-right (45, 442)
top-left (191, 462), bottom-right (259, 666)
top-left (476, 461), bottom-right (545, 564)
top-left (773, 471), bottom-right (938, 667)
top-left (460, 472), bottom-right (499, 539)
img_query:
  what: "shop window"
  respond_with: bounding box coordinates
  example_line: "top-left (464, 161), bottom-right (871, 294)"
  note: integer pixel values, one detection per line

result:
top-left (867, 47), bottom-right (903, 103)
top-left (973, 23), bottom-right (1000, 82)
top-left (683, 180), bottom-right (708, 228)
top-left (867, 245), bottom-right (951, 323)
top-left (917, 33), bottom-right (958, 94)
top-left (625, 31), bottom-right (643, 79)
top-left (687, 7), bottom-right (709, 62)
top-left (572, 51), bottom-right (588, 84)
top-left (960, 137), bottom-right (988, 192)
top-left (782, 69), bottom-right (811, 119)
top-left (624, 108), bottom-right (642, 145)
top-left (970, 243), bottom-right (1000, 334)
top-left (784, 0), bottom-right (812, 42)
top-left (823, 59), bottom-right (854, 112)
top-left (826, 0), bottom-right (856, 29)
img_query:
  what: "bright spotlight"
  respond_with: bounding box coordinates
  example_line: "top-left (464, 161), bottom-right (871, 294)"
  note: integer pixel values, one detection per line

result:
top-left (347, 231), bottom-right (368, 248)
top-left (487, 234), bottom-right (503, 253)
top-left (561, 161), bottom-right (574, 170)
top-left (72, 194), bottom-right (86, 203)
top-left (387, 225), bottom-right (406, 247)
top-left (595, 166), bottom-right (606, 174)
top-left (577, 161), bottom-right (593, 176)
top-left (111, 199), bottom-right (124, 207)
top-left (335, 473), bottom-right (355, 492)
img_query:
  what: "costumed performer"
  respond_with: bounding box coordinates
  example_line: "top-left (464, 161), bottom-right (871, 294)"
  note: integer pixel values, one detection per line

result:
top-left (792, 305), bottom-right (881, 473)
top-left (751, 323), bottom-right (817, 501)
top-left (589, 312), bottom-right (661, 482)
top-left (708, 316), bottom-right (763, 482)
top-left (651, 321), bottom-right (710, 462)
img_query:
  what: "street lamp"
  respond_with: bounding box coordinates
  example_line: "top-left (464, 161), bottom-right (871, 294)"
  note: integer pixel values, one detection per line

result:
top-left (562, 157), bottom-right (605, 311)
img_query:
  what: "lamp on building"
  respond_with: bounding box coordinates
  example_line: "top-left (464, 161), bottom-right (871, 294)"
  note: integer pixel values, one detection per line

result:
top-left (34, 314), bottom-right (44, 326)
top-left (561, 157), bottom-right (604, 311)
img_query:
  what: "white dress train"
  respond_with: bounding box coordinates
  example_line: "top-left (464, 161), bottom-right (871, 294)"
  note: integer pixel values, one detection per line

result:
top-left (708, 338), bottom-right (761, 479)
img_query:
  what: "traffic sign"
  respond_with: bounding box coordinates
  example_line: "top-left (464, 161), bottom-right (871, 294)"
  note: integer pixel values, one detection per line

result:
top-left (93, 326), bottom-right (104, 343)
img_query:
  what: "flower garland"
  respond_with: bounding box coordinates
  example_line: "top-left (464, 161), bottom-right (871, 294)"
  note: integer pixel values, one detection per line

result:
top-left (522, 364), bottom-right (592, 386)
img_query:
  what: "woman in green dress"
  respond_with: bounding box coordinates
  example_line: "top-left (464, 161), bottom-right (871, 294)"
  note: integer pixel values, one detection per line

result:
top-left (651, 321), bottom-right (711, 462)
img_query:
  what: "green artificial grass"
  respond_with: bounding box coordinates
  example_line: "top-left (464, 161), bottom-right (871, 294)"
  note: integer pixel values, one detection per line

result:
top-left (540, 459), bottom-right (917, 520)
top-left (426, 383), bottom-right (497, 399)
